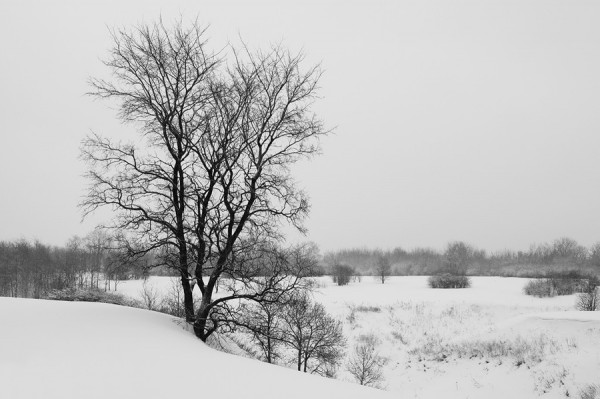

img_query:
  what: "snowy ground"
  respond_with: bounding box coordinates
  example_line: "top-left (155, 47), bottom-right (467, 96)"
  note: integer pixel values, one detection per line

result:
top-left (0, 297), bottom-right (390, 399)
top-left (117, 276), bottom-right (600, 398)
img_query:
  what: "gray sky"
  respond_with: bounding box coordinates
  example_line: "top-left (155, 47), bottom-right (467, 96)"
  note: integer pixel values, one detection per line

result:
top-left (1, 0), bottom-right (599, 253)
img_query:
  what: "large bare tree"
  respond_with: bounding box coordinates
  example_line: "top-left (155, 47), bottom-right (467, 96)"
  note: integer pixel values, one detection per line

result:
top-left (83, 21), bottom-right (217, 321)
top-left (83, 20), bottom-right (327, 339)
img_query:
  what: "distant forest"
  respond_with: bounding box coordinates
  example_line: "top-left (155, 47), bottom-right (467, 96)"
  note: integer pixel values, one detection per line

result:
top-left (323, 238), bottom-right (600, 278)
top-left (2, 236), bottom-right (600, 298)
top-left (0, 231), bottom-right (172, 298)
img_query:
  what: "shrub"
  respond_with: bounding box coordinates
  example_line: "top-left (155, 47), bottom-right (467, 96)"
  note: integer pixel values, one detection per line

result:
top-left (428, 274), bottom-right (471, 289)
top-left (331, 264), bottom-right (355, 286)
top-left (355, 305), bottom-right (381, 313)
top-left (45, 287), bottom-right (139, 307)
top-left (524, 279), bottom-right (555, 297)
top-left (139, 280), bottom-right (161, 311)
top-left (524, 275), bottom-right (586, 298)
top-left (576, 276), bottom-right (599, 311)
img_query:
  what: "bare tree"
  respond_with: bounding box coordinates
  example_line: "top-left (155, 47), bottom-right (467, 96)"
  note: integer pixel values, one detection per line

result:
top-left (224, 244), bottom-right (321, 363)
top-left (84, 20), bottom-right (327, 340)
top-left (237, 299), bottom-right (285, 364)
top-left (83, 20), bottom-right (218, 321)
top-left (140, 280), bottom-right (161, 311)
top-left (444, 241), bottom-right (474, 275)
top-left (188, 45), bottom-right (326, 340)
top-left (279, 294), bottom-right (346, 376)
top-left (84, 228), bottom-right (111, 290)
top-left (576, 276), bottom-right (599, 311)
top-left (346, 334), bottom-right (387, 388)
top-left (198, 243), bottom-right (318, 340)
top-left (375, 255), bottom-right (391, 284)
top-left (588, 242), bottom-right (600, 269)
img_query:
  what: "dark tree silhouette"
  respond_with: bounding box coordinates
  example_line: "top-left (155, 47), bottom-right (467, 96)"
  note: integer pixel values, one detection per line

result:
top-left (279, 294), bottom-right (346, 376)
top-left (375, 255), bottom-right (391, 284)
top-left (83, 19), bottom-right (327, 338)
top-left (83, 21), bottom-right (217, 321)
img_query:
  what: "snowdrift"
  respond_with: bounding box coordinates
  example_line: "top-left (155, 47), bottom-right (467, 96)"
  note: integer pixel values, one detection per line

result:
top-left (0, 298), bottom-right (390, 399)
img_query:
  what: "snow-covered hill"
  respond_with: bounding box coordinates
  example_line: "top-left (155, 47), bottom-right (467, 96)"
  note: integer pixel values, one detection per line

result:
top-left (0, 297), bottom-right (390, 399)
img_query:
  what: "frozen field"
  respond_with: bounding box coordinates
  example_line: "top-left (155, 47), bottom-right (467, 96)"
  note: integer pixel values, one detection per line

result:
top-left (118, 276), bottom-right (600, 398)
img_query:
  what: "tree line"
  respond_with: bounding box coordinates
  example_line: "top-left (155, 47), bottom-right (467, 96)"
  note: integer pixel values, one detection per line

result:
top-left (0, 230), bottom-right (153, 298)
top-left (324, 237), bottom-right (600, 278)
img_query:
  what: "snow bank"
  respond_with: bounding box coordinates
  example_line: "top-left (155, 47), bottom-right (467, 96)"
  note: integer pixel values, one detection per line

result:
top-left (0, 298), bottom-right (390, 399)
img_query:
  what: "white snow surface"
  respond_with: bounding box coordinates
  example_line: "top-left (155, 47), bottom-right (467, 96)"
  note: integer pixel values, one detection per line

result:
top-left (121, 276), bottom-right (600, 398)
top-left (0, 297), bottom-right (390, 399)
top-left (6, 276), bottom-right (599, 399)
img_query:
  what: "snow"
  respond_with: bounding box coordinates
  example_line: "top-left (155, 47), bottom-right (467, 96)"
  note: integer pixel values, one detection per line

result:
top-left (0, 297), bottom-right (390, 399)
top-left (5, 276), bottom-right (599, 399)
top-left (307, 276), bottom-right (600, 399)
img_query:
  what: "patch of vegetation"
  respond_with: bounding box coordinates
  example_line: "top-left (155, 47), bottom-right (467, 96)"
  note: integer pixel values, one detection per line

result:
top-left (331, 264), bottom-right (356, 286)
top-left (524, 279), bottom-right (555, 297)
top-left (576, 276), bottom-right (599, 311)
top-left (524, 273), bottom-right (588, 297)
top-left (428, 274), bottom-right (471, 289)
top-left (579, 384), bottom-right (600, 399)
top-left (44, 287), bottom-right (140, 307)
top-left (355, 305), bottom-right (382, 313)
top-left (410, 334), bottom-right (562, 367)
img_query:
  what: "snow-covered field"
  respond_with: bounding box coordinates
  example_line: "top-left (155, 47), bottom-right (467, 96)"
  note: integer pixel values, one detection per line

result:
top-left (117, 276), bottom-right (600, 398)
top-left (0, 297), bottom-right (390, 399)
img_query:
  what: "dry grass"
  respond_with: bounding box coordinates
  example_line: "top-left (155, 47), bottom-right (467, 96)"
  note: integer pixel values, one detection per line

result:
top-left (580, 384), bottom-right (600, 399)
top-left (409, 333), bottom-right (562, 366)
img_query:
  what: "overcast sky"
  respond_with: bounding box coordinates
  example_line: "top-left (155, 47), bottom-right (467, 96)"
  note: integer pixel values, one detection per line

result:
top-left (1, 0), bottom-right (599, 253)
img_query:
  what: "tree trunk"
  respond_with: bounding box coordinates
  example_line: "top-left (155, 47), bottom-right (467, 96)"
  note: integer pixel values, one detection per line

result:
top-left (266, 335), bottom-right (272, 363)
top-left (181, 272), bottom-right (195, 323)
top-left (193, 291), bottom-right (213, 341)
top-left (303, 354), bottom-right (309, 372)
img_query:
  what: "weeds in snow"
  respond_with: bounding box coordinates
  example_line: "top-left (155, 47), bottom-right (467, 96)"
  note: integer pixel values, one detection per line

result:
top-left (579, 384), bottom-right (600, 399)
top-left (355, 305), bottom-right (382, 313)
top-left (533, 365), bottom-right (568, 394)
top-left (409, 334), bottom-right (562, 366)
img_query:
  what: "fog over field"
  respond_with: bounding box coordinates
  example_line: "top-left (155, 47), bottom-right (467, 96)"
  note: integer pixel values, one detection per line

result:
top-left (1, 1), bottom-right (600, 398)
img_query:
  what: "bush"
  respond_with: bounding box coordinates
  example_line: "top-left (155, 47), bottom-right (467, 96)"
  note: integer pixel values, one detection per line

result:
top-left (524, 275), bottom-right (586, 298)
top-left (428, 274), bottom-right (471, 289)
top-left (139, 280), bottom-right (161, 311)
top-left (576, 276), bottom-right (599, 311)
top-left (355, 305), bottom-right (381, 313)
top-left (331, 264), bottom-right (355, 286)
top-left (45, 287), bottom-right (139, 307)
top-left (524, 279), bottom-right (555, 297)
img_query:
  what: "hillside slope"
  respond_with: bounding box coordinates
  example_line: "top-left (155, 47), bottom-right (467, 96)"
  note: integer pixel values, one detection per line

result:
top-left (0, 298), bottom-right (390, 399)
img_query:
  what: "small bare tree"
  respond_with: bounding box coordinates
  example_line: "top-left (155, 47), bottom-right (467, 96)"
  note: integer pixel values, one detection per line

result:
top-left (140, 280), bottom-right (161, 311)
top-left (159, 277), bottom-right (189, 317)
top-left (279, 294), bottom-right (346, 376)
top-left (237, 299), bottom-right (285, 364)
top-left (577, 276), bottom-right (599, 311)
top-left (375, 255), bottom-right (391, 284)
top-left (346, 334), bottom-right (387, 388)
